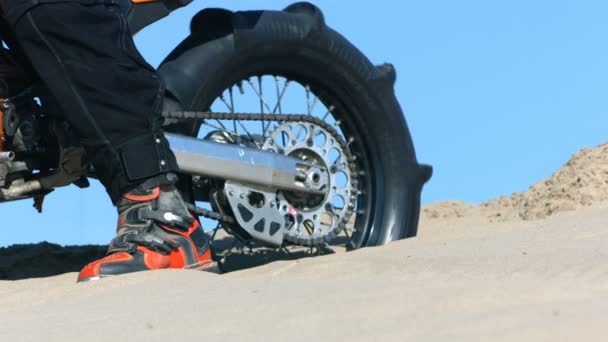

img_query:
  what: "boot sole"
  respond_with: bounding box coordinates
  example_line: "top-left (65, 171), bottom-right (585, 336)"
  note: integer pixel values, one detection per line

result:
top-left (186, 260), bottom-right (221, 274)
top-left (77, 260), bottom-right (220, 283)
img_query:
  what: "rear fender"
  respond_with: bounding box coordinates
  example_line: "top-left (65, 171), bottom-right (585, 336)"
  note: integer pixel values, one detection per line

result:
top-left (157, 8), bottom-right (237, 113)
top-left (157, 6), bottom-right (320, 112)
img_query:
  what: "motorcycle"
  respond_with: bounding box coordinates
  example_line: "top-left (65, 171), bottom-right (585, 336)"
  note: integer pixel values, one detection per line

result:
top-left (0, 0), bottom-right (432, 264)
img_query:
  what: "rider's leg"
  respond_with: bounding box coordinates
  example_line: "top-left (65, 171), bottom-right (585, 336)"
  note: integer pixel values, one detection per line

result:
top-left (3, 2), bottom-right (212, 280)
top-left (9, 2), bottom-right (171, 201)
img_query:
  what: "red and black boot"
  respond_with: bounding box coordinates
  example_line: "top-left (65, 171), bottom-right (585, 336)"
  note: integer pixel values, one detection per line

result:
top-left (77, 175), bottom-right (214, 282)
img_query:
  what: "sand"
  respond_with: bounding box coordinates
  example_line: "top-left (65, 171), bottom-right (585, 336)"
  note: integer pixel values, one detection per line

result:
top-left (424, 142), bottom-right (608, 221)
top-left (2, 142), bottom-right (608, 341)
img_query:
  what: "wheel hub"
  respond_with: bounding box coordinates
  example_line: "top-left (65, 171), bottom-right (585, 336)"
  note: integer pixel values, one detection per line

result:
top-left (283, 148), bottom-right (328, 209)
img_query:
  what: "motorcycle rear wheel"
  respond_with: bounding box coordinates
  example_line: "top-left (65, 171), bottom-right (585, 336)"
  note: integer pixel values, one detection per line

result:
top-left (159, 2), bottom-right (431, 248)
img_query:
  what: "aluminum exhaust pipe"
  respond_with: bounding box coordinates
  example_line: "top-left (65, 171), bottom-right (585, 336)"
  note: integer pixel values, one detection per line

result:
top-left (165, 133), bottom-right (324, 194)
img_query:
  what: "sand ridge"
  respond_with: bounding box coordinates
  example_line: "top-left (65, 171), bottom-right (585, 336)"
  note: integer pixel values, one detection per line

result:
top-left (424, 142), bottom-right (608, 221)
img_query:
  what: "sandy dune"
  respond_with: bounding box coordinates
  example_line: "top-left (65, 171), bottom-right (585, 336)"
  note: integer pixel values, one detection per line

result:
top-left (2, 144), bottom-right (608, 341)
top-left (1, 204), bottom-right (607, 341)
top-left (424, 142), bottom-right (608, 222)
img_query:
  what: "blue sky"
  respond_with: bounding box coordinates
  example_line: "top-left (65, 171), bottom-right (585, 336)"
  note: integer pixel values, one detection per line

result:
top-left (1, 0), bottom-right (607, 246)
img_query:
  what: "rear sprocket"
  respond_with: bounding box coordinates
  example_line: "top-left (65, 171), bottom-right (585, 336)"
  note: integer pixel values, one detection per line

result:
top-left (263, 120), bottom-right (357, 246)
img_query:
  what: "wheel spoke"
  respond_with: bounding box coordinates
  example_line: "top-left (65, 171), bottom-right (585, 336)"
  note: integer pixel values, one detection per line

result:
top-left (263, 77), bottom-right (291, 133)
top-left (274, 76), bottom-right (285, 114)
top-left (347, 137), bottom-right (355, 148)
top-left (258, 76), bottom-right (266, 140)
top-left (209, 107), bottom-right (228, 131)
top-left (216, 95), bottom-right (232, 131)
top-left (310, 96), bottom-right (319, 115)
top-left (230, 87), bottom-right (237, 134)
top-left (246, 78), bottom-right (274, 113)
top-left (321, 105), bottom-right (336, 121)
top-left (305, 85), bottom-right (319, 116)
top-left (236, 120), bottom-right (257, 146)
top-left (203, 121), bottom-right (228, 132)
top-left (219, 94), bottom-right (232, 112)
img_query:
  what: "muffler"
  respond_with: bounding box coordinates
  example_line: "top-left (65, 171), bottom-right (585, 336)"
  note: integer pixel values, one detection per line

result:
top-left (165, 133), bottom-right (326, 194)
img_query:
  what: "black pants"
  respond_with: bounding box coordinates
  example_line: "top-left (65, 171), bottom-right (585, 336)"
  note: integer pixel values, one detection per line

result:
top-left (1, 0), bottom-right (178, 203)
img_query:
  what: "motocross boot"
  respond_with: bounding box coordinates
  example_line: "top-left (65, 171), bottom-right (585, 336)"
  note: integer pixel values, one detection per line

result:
top-left (77, 174), bottom-right (214, 282)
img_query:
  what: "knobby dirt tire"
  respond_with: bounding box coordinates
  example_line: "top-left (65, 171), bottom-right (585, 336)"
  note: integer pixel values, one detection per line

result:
top-left (158, 2), bottom-right (432, 248)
